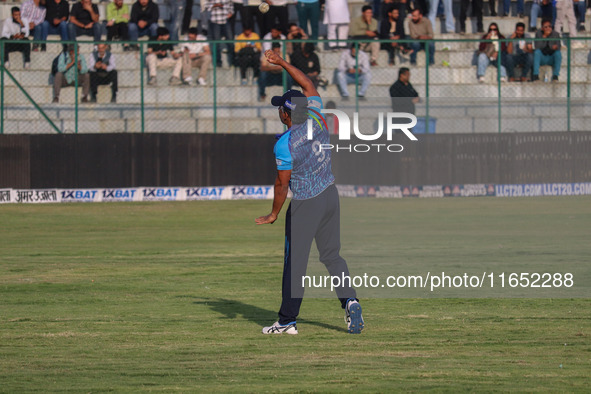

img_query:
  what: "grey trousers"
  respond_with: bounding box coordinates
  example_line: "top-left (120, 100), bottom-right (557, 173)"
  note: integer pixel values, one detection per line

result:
top-left (53, 72), bottom-right (90, 99)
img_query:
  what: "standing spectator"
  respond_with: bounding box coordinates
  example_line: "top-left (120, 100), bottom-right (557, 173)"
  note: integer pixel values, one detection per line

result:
top-left (68, 0), bottom-right (102, 42)
top-left (574, 0), bottom-right (586, 31)
top-left (389, 67), bottom-right (419, 115)
top-left (380, 6), bottom-right (412, 65)
top-left (163, 0), bottom-right (186, 42)
top-left (243, 0), bottom-right (266, 36)
top-left (285, 23), bottom-right (308, 56)
top-left (427, 0), bottom-right (455, 34)
top-left (234, 25), bottom-right (261, 84)
top-left (258, 42), bottom-right (291, 100)
top-left (106, 0), bottom-right (130, 49)
top-left (336, 44), bottom-right (371, 99)
top-left (145, 27), bottom-right (184, 85)
top-left (532, 18), bottom-right (561, 82)
top-left (290, 42), bottom-right (320, 87)
top-left (179, 27), bottom-right (212, 85)
top-left (262, 24), bottom-right (285, 52)
top-left (264, 0), bottom-right (289, 34)
top-left (206, 0), bottom-right (234, 68)
top-left (21, 0), bottom-right (46, 52)
top-left (489, 0), bottom-right (498, 16)
top-left (181, 0), bottom-right (194, 36)
top-left (53, 44), bottom-right (90, 103)
top-left (349, 5), bottom-right (380, 66)
top-left (296, 0), bottom-right (320, 42)
top-left (324, 0), bottom-right (350, 50)
top-left (41, 0), bottom-right (69, 47)
top-left (505, 22), bottom-right (533, 82)
top-left (229, 0), bottom-right (247, 37)
top-left (129, 0), bottom-right (159, 48)
top-left (459, 0), bottom-right (484, 34)
top-left (529, 0), bottom-right (555, 32)
top-left (408, 8), bottom-right (435, 66)
top-left (88, 43), bottom-right (118, 103)
top-left (2, 7), bottom-right (31, 69)
top-left (555, 0), bottom-right (584, 47)
top-left (477, 23), bottom-right (507, 82)
top-left (494, 0), bottom-right (525, 17)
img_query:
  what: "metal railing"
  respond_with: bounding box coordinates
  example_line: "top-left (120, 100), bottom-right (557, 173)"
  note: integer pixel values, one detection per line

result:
top-left (0, 36), bottom-right (587, 134)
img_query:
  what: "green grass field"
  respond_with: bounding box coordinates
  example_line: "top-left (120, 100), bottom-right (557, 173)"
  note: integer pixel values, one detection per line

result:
top-left (1, 197), bottom-right (590, 392)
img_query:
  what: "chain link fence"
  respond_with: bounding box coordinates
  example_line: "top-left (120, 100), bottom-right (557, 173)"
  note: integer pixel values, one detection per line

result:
top-left (0, 36), bottom-right (588, 134)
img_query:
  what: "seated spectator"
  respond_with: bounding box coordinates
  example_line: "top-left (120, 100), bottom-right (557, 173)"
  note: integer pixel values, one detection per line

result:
top-left (335, 44), bottom-right (371, 99)
top-left (532, 18), bottom-right (561, 82)
top-left (53, 44), bottom-right (90, 103)
top-left (285, 23), bottom-right (308, 56)
top-left (106, 0), bottom-right (130, 49)
top-left (460, 0), bottom-right (484, 34)
top-left (1, 7), bottom-right (31, 69)
top-left (408, 8), bottom-right (434, 66)
top-left (324, 0), bottom-right (350, 50)
top-left (380, 6), bottom-right (412, 66)
top-left (68, 0), bottom-right (102, 42)
top-left (349, 5), bottom-right (380, 66)
top-left (258, 42), bottom-right (291, 101)
top-left (206, 0), bottom-right (234, 68)
top-left (20, 0), bottom-right (46, 52)
top-left (262, 24), bottom-right (286, 53)
top-left (381, 0), bottom-right (408, 21)
top-left (290, 42), bottom-right (320, 88)
top-left (235, 26), bottom-right (261, 84)
top-left (530, 0), bottom-right (555, 32)
top-left (505, 22), bottom-right (533, 82)
top-left (145, 27), bottom-right (184, 85)
top-left (41, 0), bottom-right (69, 47)
top-left (129, 0), bottom-right (159, 48)
top-left (477, 23), bottom-right (507, 83)
top-left (88, 43), bottom-right (118, 103)
top-left (179, 27), bottom-right (212, 86)
top-left (389, 67), bottom-right (419, 115)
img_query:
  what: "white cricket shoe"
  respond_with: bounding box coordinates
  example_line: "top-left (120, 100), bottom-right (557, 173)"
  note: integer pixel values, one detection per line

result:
top-left (198, 77), bottom-right (207, 86)
top-left (262, 321), bottom-right (298, 335)
top-left (345, 299), bottom-right (364, 334)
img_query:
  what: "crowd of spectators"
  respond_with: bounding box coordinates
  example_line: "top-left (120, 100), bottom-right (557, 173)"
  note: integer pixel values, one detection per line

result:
top-left (0, 0), bottom-right (588, 103)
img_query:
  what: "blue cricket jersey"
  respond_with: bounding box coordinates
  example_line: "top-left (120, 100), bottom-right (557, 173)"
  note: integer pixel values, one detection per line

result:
top-left (273, 96), bottom-right (335, 200)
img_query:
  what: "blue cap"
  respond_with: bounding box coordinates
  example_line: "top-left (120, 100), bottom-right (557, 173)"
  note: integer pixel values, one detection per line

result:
top-left (271, 90), bottom-right (307, 110)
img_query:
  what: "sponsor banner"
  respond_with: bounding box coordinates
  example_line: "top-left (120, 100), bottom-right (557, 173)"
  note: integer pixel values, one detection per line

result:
top-left (59, 189), bottom-right (102, 203)
top-left (1, 183), bottom-right (590, 204)
top-left (184, 187), bottom-right (226, 201)
top-left (140, 187), bottom-right (182, 202)
top-left (375, 186), bottom-right (403, 198)
top-left (496, 183), bottom-right (591, 197)
top-left (101, 188), bottom-right (141, 202)
top-left (442, 184), bottom-right (496, 197)
top-left (229, 185), bottom-right (274, 200)
top-left (0, 189), bottom-right (12, 203)
top-left (13, 189), bottom-right (59, 203)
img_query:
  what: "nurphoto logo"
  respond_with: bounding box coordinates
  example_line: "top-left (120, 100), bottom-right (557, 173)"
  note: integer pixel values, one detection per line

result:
top-left (307, 109), bottom-right (418, 153)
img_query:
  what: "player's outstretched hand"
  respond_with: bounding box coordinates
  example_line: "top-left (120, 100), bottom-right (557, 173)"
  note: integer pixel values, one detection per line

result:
top-left (255, 212), bottom-right (278, 225)
top-left (265, 50), bottom-right (283, 66)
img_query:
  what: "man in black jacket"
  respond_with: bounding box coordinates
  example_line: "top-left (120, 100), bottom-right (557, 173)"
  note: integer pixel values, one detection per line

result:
top-left (68, 0), bottom-right (102, 41)
top-left (129, 0), bottom-right (159, 47)
top-left (389, 67), bottom-right (419, 115)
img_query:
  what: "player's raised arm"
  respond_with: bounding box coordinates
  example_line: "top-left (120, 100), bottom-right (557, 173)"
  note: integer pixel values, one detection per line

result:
top-left (264, 49), bottom-right (319, 98)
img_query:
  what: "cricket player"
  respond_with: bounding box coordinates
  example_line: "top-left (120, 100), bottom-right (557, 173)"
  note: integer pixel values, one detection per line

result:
top-left (256, 49), bottom-right (364, 335)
